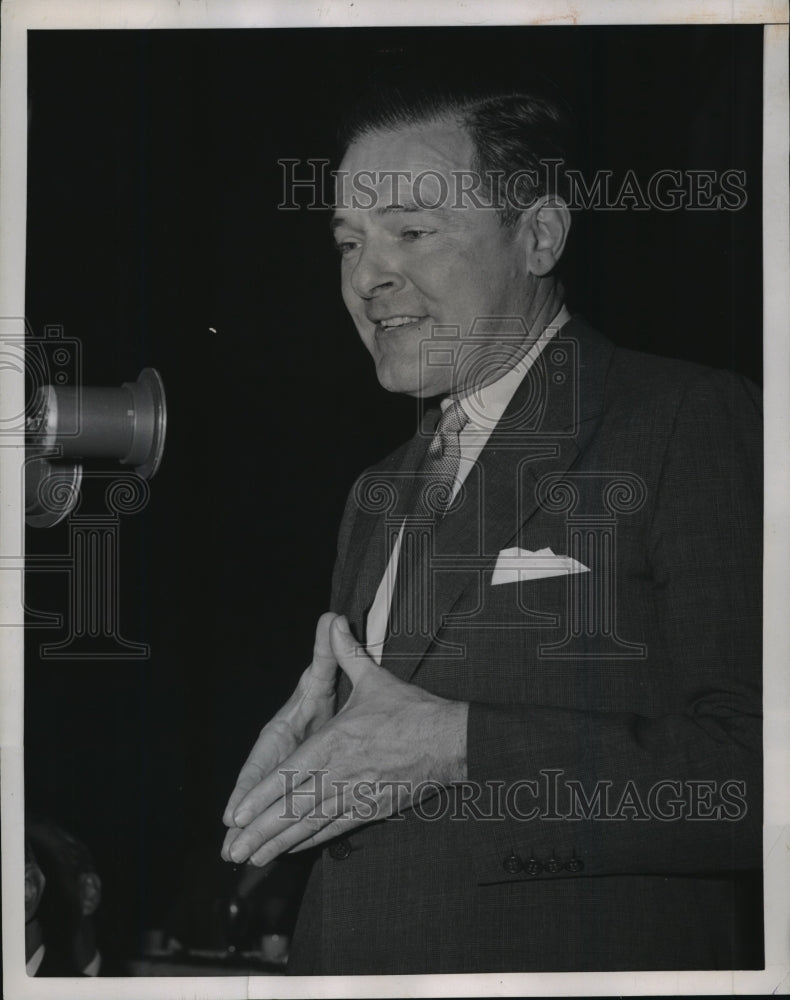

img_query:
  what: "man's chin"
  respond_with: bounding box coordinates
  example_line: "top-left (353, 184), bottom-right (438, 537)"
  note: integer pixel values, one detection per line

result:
top-left (374, 362), bottom-right (443, 398)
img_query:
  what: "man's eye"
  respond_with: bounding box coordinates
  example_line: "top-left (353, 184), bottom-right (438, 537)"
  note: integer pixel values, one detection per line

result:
top-left (402, 228), bottom-right (433, 241)
top-left (334, 240), bottom-right (360, 256)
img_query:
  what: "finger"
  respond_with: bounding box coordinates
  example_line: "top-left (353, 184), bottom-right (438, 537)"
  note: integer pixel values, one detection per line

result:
top-left (246, 793), bottom-right (353, 868)
top-left (221, 824), bottom-right (245, 861)
top-left (222, 723), bottom-right (293, 826)
top-left (228, 774), bottom-right (342, 864)
top-left (222, 824), bottom-right (281, 867)
top-left (223, 758), bottom-right (274, 827)
top-left (224, 777), bottom-right (262, 828)
top-left (224, 614), bottom-right (340, 827)
top-left (329, 615), bottom-right (377, 688)
top-left (231, 733), bottom-right (331, 828)
top-left (310, 611), bottom-right (339, 682)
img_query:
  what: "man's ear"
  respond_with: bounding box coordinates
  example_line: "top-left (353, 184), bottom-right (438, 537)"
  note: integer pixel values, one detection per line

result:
top-left (518, 196), bottom-right (571, 277)
top-left (78, 872), bottom-right (102, 917)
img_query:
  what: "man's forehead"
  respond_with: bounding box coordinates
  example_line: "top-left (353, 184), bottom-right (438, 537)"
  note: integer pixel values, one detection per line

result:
top-left (333, 122), bottom-right (476, 217)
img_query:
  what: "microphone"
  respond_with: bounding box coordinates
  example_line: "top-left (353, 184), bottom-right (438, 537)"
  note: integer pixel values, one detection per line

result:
top-left (25, 367), bottom-right (167, 527)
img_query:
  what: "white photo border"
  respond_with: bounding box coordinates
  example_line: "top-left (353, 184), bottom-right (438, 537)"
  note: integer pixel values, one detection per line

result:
top-left (1, 2), bottom-right (788, 998)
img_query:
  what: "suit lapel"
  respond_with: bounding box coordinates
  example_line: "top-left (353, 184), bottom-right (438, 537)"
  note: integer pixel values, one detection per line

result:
top-left (382, 317), bottom-right (614, 682)
top-left (337, 404), bottom-right (440, 640)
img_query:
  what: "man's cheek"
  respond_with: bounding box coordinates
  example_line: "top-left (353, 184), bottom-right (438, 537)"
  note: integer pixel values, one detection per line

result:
top-left (340, 281), bottom-right (358, 317)
top-left (356, 326), bottom-right (377, 357)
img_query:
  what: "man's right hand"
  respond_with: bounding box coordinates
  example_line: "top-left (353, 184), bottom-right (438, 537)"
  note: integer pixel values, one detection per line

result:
top-left (220, 612), bottom-right (339, 858)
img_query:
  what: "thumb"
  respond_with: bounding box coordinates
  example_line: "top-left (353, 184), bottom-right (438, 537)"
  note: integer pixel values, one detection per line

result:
top-left (330, 615), bottom-right (376, 687)
top-left (310, 611), bottom-right (339, 681)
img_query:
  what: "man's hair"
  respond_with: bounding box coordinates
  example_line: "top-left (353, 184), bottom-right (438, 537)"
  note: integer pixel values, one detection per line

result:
top-left (337, 57), bottom-right (574, 228)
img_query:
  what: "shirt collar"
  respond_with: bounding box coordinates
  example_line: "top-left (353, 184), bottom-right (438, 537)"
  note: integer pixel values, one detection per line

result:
top-left (441, 305), bottom-right (571, 429)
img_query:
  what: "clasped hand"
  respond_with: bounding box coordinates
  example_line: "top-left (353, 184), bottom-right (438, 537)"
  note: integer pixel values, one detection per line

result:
top-left (221, 612), bottom-right (468, 867)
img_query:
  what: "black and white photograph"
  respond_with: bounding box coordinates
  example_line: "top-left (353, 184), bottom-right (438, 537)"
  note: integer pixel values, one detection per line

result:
top-left (1, 1), bottom-right (788, 996)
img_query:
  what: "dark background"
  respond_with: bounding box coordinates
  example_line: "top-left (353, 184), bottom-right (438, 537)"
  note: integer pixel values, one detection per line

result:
top-left (24, 26), bottom-right (763, 958)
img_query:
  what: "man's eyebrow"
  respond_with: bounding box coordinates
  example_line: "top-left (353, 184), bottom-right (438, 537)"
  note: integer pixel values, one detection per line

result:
top-left (330, 202), bottom-right (450, 232)
top-left (377, 202), bottom-right (438, 215)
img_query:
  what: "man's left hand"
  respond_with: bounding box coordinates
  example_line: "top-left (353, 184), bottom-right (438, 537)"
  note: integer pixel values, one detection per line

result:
top-left (220, 615), bottom-right (468, 867)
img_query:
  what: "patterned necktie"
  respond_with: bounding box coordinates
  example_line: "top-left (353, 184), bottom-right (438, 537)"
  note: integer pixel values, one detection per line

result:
top-left (415, 398), bottom-right (469, 517)
top-left (386, 399), bottom-right (468, 646)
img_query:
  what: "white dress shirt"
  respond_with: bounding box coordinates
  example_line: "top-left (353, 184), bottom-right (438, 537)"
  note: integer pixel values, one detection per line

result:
top-left (365, 307), bottom-right (571, 662)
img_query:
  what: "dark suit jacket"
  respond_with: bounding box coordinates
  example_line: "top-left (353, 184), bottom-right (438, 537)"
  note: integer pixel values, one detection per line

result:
top-left (288, 316), bottom-right (763, 975)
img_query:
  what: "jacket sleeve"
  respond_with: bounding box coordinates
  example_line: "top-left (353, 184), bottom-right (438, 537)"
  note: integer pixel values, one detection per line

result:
top-left (465, 369), bottom-right (763, 881)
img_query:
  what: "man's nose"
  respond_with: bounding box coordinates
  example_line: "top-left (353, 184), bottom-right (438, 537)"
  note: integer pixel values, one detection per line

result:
top-left (349, 245), bottom-right (406, 299)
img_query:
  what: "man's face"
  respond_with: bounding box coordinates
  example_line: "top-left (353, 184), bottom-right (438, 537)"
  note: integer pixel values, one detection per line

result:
top-left (333, 121), bottom-right (540, 397)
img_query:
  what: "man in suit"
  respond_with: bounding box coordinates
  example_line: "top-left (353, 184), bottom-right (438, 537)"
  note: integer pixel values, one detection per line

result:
top-left (221, 74), bottom-right (762, 973)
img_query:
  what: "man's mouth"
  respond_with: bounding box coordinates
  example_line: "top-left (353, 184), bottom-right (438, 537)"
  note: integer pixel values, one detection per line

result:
top-left (374, 315), bottom-right (427, 332)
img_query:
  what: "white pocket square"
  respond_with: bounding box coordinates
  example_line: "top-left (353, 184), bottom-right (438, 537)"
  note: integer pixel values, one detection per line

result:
top-left (491, 546), bottom-right (590, 585)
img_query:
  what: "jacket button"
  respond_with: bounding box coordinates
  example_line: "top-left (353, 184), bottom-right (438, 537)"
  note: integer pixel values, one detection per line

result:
top-left (545, 856), bottom-right (562, 874)
top-left (524, 857), bottom-right (542, 876)
top-left (502, 853), bottom-right (523, 874)
top-left (328, 839), bottom-right (351, 860)
top-left (565, 857), bottom-right (584, 873)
